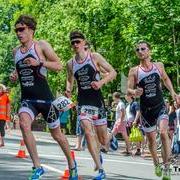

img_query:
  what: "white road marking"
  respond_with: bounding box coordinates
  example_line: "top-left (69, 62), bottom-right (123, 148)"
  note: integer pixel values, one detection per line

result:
top-left (41, 163), bottom-right (64, 174)
top-left (7, 152), bottom-right (64, 174)
top-left (7, 151), bottom-right (153, 167)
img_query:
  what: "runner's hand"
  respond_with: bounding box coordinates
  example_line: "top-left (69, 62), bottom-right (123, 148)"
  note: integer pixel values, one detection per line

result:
top-left (24, 57), bottom-right (40, 66)
top-left (91, 81), bottom-right (103, 90)
top-left (65, 90), bottom-right (71, 98)
top-left (9, 71), bottom-right (18, 82)
top-left (134, 87), bottom-right (143, 97)
top-left (175, 94), bottom-right (180, 105)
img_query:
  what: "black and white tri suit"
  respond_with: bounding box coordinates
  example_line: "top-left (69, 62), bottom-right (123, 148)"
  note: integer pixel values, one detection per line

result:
top-left (72, 53), bottom-right (107, 126)
top-left (137, 63), bottom-right (168, 132)
top-left (15, 42), bottom-right (59, 129)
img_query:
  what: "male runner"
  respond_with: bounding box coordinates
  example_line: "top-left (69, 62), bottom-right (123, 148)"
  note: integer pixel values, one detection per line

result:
top-left (127, 41), bottom-right (180, 180)
top-left (66, 31), bottom-right (117, 179)
top-left (10, 15), bottom-right (78, 180)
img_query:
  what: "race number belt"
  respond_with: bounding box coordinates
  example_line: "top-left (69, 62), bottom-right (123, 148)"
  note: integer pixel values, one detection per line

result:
top-left (80, 105), bottom-right (98, 120)
top-left (52, 96), bottom-right (74, 112)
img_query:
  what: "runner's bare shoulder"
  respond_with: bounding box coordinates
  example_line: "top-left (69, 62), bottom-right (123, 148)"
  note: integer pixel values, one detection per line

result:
top-left (36, 40), bottom-right (48, 49)
top-left (154, 62), bottom-right (164, 68)
top-left (91, 52), bottom-right (103, 62)
top-left (67, 58), bottom-right (73, 71)
top-left (129, 66), bottom-right (138, 77)
top-left (12, 46), bottom-right (20, 57)
top-left (154, 62), bottom-right (164, 74)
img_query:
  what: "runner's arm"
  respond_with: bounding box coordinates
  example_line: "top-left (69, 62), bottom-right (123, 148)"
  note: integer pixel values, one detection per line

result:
top-left (159, 62), bottom-right (177, 100)
top-left (65, 60), bottom-right (74, 97)
top-left (127, 68), bottom-right (136, 96)
top-left (127, 67), bottom-right (143, 97)
top-left (93, 52), bottom-right (117, 85)
top-left (134, 102), bottom-right (141, 123)
top-left (10, 48), bottom-right (18, 81)
top-left (39, 40), bottom-right (63, 71)
top-left (133, 110), bottom-right (141, 125)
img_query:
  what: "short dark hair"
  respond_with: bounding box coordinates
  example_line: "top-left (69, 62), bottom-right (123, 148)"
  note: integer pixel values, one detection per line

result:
top-left (69, 31), bottom-right (85, 41)
top-left (113, 92), bottom-right (121, 99)
top-left (15, 15), bottom-right (37, 31)
top-left (137, 40), bottom-right (151, 49)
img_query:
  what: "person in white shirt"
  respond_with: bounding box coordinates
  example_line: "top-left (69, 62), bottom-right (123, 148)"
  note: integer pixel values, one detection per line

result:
top-left (109, 92), bottom-right (131, 154)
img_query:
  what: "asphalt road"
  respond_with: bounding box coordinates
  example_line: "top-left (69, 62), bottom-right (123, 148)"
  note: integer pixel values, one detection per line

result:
top-left (0, 130), bottom-right (179, 180)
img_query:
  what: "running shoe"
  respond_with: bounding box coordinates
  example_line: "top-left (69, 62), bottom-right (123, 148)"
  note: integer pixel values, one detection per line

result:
top-left (110, 135), bottom-right (118, 151)
top-left (155, 164), bottom-right (162, 177)
top-left (93, 169), bottom-right (106, 180)
top-left (162, 167), bottom-right (171, 180)
top-left (29, 166), bottom-right (45, 180)
top-left (69, 160), bottom-right (78, 180)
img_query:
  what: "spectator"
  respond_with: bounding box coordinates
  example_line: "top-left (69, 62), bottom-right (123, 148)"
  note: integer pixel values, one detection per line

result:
top-left (0, 84), bottom-right (10, 147)
top-left (125, 95), bottom-right (142, 155)
top-left (109, 92), bottom-right (131, 155)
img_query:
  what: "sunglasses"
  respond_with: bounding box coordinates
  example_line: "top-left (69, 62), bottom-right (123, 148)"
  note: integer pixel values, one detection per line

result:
top-left (71, 40), bottom-right (81, 45)
top-left (136, 47), bottom-right (147, 52)
top-left (14, 27), bottom-right (26, 33)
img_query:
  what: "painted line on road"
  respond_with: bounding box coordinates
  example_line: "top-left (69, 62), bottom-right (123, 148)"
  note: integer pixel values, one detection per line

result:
top-left (7, 151), bottom-right (152, 167)
top-left (7, 152), bottom-right (64, 175)
top-left (41, 154), bottom-right (153, 166)
top-left (41, 163), bottom-right (64, 174)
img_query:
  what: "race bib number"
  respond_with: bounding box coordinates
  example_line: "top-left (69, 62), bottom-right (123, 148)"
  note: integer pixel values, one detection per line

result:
top-left (52, 96), bottom-right (74, 112)
top-left (80, 106), bottom-right (99, 120)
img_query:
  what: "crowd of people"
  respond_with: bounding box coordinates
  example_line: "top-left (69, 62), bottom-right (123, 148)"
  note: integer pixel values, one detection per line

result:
top-left (0, 14), bottom-right (180, 180)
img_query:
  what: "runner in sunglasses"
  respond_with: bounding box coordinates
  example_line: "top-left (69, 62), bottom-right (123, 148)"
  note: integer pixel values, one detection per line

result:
top-left (10, 15), bottom-right (78, 180)
top-left (127, 41), bottom-right (180, 180)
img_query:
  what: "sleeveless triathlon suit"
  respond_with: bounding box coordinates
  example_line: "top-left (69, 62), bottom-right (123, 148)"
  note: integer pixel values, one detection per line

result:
top-left (72, 53), bottom-right (107, 126)
top-left (15, 42), bottom-right (59, 129)
top-left (137, 63), bottom-right (168, 132)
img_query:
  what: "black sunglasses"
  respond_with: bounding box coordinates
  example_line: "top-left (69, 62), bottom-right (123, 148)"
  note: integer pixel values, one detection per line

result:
top-left (14, 27), bottom-right (26, 33)
top-left (71, 40), bottom-right (81, 45)
top-left (136, 47), bottom-right (147, 52)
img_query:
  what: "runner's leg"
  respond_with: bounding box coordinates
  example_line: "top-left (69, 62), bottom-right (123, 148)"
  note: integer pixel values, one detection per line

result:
top-left (81, 119), bottom-right (102, 170)
top-left (50, 127), bottom-right (75, 169)
top-left (46, 103), bottom-right (78, 173)
top-left (159, 119), bottom-right (171, 165)
top-left (74, 117), bottom-right (84, 150)
top-left (96, 124), bottom-right (108, 147)
top-left (146, 131), bottom-right (159, 165)
top-left (95, 124), bottom-right (108, 169)
top-left (19, 112), bottom-right (41, 167)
